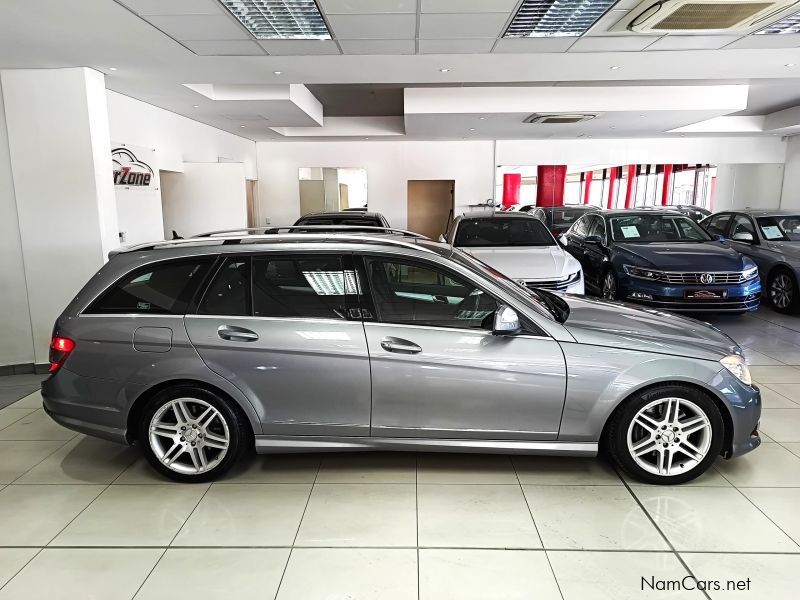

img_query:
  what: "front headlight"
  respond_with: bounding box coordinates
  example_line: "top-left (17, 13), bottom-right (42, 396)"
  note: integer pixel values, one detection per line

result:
top-left (720, 354), bottom-right (752, 386)
top-left (623, 264), bottom-right (664, 281)
top-left (560, 270), bottom-right (582, 284)
top-left (742, 266), bottom-right (759, 282)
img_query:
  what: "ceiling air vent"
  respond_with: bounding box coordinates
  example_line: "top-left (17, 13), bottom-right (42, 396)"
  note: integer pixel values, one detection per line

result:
top-left (611, 0), bottom-right (799, 33)
top-left (524, 113), bottom-right (597, 124)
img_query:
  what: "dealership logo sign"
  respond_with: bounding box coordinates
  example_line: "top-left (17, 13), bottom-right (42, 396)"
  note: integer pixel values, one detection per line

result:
top-left (112, 147), bottom-right (153, 187)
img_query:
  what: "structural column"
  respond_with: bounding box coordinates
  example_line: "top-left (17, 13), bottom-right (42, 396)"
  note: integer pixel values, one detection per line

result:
top-left (1, 67), bottom-right (118, 364)
top-left (624, 165), bottom-right (637, 208)
top-left (536, 165), bottom-right (566, 207)
top-left (661, 164), bottom-right (673, 206)
top-left (606, 167), bottom-right (618, 210)
top-left (502, 173), bottom-right (521, 209)
top-left (582, 171), bottom-right (593, 205)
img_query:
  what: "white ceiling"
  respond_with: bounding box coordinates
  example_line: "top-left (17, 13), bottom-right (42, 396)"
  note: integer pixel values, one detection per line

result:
top-left (0, 0), bottom-right (799, 141)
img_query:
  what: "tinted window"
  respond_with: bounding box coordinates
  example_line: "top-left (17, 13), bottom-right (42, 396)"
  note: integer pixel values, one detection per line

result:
top-left (757, 215), bottom-right (800, 241)
top-left (587, 216), bottom-right (606, 241)
top-left (609, 214), bottom-right (712, 242)
top-left (570, 216), bottom-right (590, 237)
top-left (252, 256), bottom-right (352, 319)
top-left (88, 259), bottom-right (213, 315)
top-left (198, 258), bottom-right (250, 316)
top-left (705, 214), bottom-right (731, 237)
top-left (454, 218), bottom-right (555, 247)
top-left (366, 258), bottom-right (498, 329)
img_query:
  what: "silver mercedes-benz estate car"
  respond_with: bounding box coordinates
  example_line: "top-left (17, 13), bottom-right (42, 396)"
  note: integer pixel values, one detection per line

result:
top-left (42, 228), bottom-right (761, 484)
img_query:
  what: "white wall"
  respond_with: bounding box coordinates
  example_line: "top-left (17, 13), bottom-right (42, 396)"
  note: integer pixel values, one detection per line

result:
top-left (781, 136), bottom-right (800, 210)
top-left (0, 78), bottom-right (35, 366)
top-left (161, 163), bottom-right (247, 237)
top-left (715, 164), bottom-right (786, 212)
top-left (1, 67), bottom-right (118, 364)
top-left (107, 91), bottom-right (257, 179)
top-left (256, 141), bottom-right (495, 228)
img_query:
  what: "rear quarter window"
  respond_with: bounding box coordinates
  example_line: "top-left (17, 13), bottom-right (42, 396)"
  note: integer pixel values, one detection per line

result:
top-left (85, 258), bottom-right (214, 315)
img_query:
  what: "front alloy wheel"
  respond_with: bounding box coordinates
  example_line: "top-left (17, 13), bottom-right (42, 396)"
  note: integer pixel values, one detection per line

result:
top-left (606, 384), bottom-right (724, 485)
top-left (139, 385), bottom-right (248, 482)
top-left (769, 270), bottom-right (798, 314)
top-left (602, 271), bottom-right (617, 300)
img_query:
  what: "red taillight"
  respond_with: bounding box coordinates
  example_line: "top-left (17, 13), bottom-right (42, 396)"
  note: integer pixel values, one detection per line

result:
top-left (49, 336), bottom-right (75, 373)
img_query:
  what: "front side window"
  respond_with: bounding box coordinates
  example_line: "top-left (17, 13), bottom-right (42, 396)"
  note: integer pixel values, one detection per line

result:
top-left (365, 258), bottom-right (498, 329)
top-left (252, 256), bottom-right (353, 319)
top-left (705, 214), bottom-right (731, 237)
top-left (730, 215), bottom-right (756, 240)
top-left (587, 216), bottom-right (607, 242)
top-left (87, 258), bottom-right (213, 315)
top-left (609, 215), bottom-right (712, 243)
top-left (454, 218), bottom-right (555, 247)
top-left (198, 258), bottom-right (251, 316)
top-left (570, 215), bottom-right (590, 238)
top-left (757, 215), bottom-right (800, 241)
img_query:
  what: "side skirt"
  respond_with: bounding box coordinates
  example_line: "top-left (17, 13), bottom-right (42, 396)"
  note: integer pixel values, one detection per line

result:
top-left (255, 435), bottom-right (597, 456)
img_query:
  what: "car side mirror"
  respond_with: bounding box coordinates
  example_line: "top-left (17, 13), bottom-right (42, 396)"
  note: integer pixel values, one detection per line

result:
top-left (732, 232), bottom-right (754, 243)
top-left (438, 234), bottom-right (446, 243)
top-left (558, 234), bottom-right (568, 247)
top-left (493, 305), bottom-right (522, 336)
top-left (585, 235), bottom-right (602, 245)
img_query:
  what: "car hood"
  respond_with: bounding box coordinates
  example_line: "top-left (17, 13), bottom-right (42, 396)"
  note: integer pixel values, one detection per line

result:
top-left (616, 241), bottom-right (749, 271)
top-left (562, 294), bottom-right (739, 360)
top-left (462, 246), bottom-right (576, 280)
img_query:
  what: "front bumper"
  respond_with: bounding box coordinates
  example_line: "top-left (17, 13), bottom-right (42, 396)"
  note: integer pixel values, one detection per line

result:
top-left (710, 369), bottom-right (762, 459)
top-left (619, 276), bottom-right (761, 313)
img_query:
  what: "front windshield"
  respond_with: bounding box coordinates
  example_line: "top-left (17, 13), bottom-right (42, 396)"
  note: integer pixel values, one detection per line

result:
top-left (757, 216), bottom-right (800, 242)
top-left (454, 217), bottom-right (556, 248)
top-left (447, 247), bottom-right (568, 323)
top-left (609, 214), bottom-right (712, 243)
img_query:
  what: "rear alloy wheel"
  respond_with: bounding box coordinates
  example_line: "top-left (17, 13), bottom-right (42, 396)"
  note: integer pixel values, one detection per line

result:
top-left (139, 385), bottom-right (248, 482)
top-left (768, 269), bottom-right (799, 314)
top-left (602, 270), bottom-right (618, 300)
top-left (606, 385), bottom-right (724, 485)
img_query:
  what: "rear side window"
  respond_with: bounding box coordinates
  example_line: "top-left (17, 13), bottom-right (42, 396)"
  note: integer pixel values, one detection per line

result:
top-left (87, 258), bottom-right (213, 315)
top-left (198, 257), bottom-right (251, 316)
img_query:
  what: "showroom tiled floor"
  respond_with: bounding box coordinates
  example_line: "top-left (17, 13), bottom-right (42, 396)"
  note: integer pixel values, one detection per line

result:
top-left (0, 308), bottom-right (800, 598)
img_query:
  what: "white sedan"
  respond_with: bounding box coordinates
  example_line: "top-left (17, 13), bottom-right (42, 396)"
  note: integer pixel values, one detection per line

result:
top-left (443, 211), bottom-right (584, 294)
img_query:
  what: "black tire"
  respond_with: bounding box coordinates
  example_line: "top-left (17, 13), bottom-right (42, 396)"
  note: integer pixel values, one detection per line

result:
top-left (605, 384), bottom-right (725, 485)
top-left (601, 269), bottom-right (618, 300)
top-left (767, 268), bottom-right (799, 314)
top-left (138, 384), bottom-right (250, 483)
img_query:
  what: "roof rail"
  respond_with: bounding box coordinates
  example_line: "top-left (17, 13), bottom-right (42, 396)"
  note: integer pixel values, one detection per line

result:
top-left (192, 225), bottom-right (428, 239)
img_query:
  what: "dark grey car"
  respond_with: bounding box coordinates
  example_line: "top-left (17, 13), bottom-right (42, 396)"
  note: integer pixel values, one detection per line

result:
top-left (703, 210), bottom-right (800, 313)
top-left (42, 231), bottom-right (761, 484)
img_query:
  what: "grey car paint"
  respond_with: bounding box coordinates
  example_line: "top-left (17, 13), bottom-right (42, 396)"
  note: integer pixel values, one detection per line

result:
top-left (42, 234), bottom-right (760, 463)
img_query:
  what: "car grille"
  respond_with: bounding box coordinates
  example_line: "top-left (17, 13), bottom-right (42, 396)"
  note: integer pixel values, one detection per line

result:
top-left (519, 272), bottom-right (580, 291)
top-left (661, 271), bottom-right (751, 285)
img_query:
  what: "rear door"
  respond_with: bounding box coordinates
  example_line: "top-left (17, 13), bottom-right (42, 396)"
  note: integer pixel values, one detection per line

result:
top-left (356, 254), bottom-right (567, 440)
top-left (185, 253), bottom-right (371, 437)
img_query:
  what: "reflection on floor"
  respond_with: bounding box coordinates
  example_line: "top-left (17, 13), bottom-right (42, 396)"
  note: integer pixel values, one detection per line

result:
top-left (0, 306), bottom-right (799, 598)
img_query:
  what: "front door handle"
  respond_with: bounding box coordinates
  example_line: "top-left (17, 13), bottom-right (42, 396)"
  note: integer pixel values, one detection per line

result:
top-left (380, 336), bottom-right (422, 354)
top-left (217, 325), bottom-right (259, 342)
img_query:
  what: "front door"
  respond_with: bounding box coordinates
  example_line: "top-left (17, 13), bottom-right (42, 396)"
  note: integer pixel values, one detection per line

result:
top-left (185, 253), bottom-right (371, 437)
top-left (357, 255), bottom-right (567, 440)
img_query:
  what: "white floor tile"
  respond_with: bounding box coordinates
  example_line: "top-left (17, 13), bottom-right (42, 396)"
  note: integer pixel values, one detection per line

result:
top-left (135, 548), bottom-right (290, 600)
top-left (417, 453), bottom-right (517, 484)
top-left (781, 442), bottom-right (800, 458)
top-left (276, 548), bottom-right (417, 600)
top-left (0, 548), bottom-right (161, 600)
top-left (295, 483), bottom-right (417, 547)
top-left (114, 458), bottom-right (179, 484)
top-left (418, 484), bottom-right (541, 549)
top-left (549, 551), bottom-right (704, 599)
top-left (51, 484), bottom-right (208, 547)
top-left (760, 409), bottom-right (800, 442)
top-left (0, 440), bottom-right (65, 484)
top-left (7, 391), bottom-right (43, 410)
top-left (316, 452), bottom-right (415, 484)
top-left (758, 384), bottom-right (800, 408)
top-left (0, 484), bottom-right (104, 546)
top-left (633, 487), bottom-right (798, 552)
top-left (762, 383), bottom-right (800, 404)
top-left (715, 442), bottom-right (800, 487)
top-left (15, 435), bottom-right (137, 484)
top-left (0, 410), bottom-right (76, 441)
top-left (220, 453), bottom-right (320, 484)
top-left (682, 552), bottom-right (800, 599)
top-left (173, 483), bottom-right (311, 546)
top-left (739, 488), bottom-right (800, 546)
top-left (749, 366), bottom-right (800, 383)
top-left (623, 466), bottom-right (731, 487)
top-left (0, 548), bottom-right (38, 588)
top-left (523, 485), bottom-right (668, 550)
top-left (419, 549), bottom-right (561, 600)
top-left (513, 456), bottom-right (622, 485)
top-left (0, 408), bottom-right (36, 431)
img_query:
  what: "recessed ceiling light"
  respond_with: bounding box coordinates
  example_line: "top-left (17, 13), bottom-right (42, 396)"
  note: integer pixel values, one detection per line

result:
top-left (479, 116), bottom-right (486, 120)
top-left (240, 125), bottom-right (246, 128)
top-left (639, 114), bottom-right (646, 118)
top-left (609, 65), bottom-right (621, 70)
top-left (440, 68), bottom-right (451, 73)
top-left (273, 70), bottom-right (282, 75)
top-left (192, 105), bottom-right (200, 108)
top-left (469, 128), bottom-right (476, 131)
top-left (504, 0), bottom-right (618, 38)
top-left (220, 0), bottom-right (331, 40)
top-left (364, 137), bottom-right (370, 140)
top-left (610, 125), bottom-right (616, 129)
top-left (786, 63), bottom-right (796, 67)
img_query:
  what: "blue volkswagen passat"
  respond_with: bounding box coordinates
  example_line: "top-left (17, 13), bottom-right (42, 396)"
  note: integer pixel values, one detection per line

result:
top-left (560, 209), bottom-right (761, 313)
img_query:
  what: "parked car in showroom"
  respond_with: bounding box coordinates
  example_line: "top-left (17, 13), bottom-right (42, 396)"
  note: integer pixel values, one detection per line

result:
top-left (293, 210), bottom-right (390, 230)
top-left (560, 209), bottom-right (761, 313)
top-left (444, 212), bottom-right (584, 294)
top-left (43, 229), bottom-right (760, 485)
top-left (528, 204), bottom-right (602, 237)
top-left (635, 204), bottom-right (711, 223)
top-left (702, 210), bottom-right (800, 313)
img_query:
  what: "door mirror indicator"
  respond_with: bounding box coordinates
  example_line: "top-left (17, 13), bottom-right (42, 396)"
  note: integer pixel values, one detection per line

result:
top-left (493, 305), bottom-right (522, 336)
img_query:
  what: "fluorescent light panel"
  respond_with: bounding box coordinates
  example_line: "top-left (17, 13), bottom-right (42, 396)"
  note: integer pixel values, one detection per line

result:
top-left (755, 10), bottom-right (800, 34)
top-left (504, 0), bottom-right (617, 38)
top-left (220, 0), bottom-right (331, 39)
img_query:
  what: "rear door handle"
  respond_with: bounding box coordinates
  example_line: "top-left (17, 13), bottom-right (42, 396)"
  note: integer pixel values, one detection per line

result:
top-left (380, 337), bottom-right (422, 354)
top-left (217, 325), bottom-right (259, 342)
